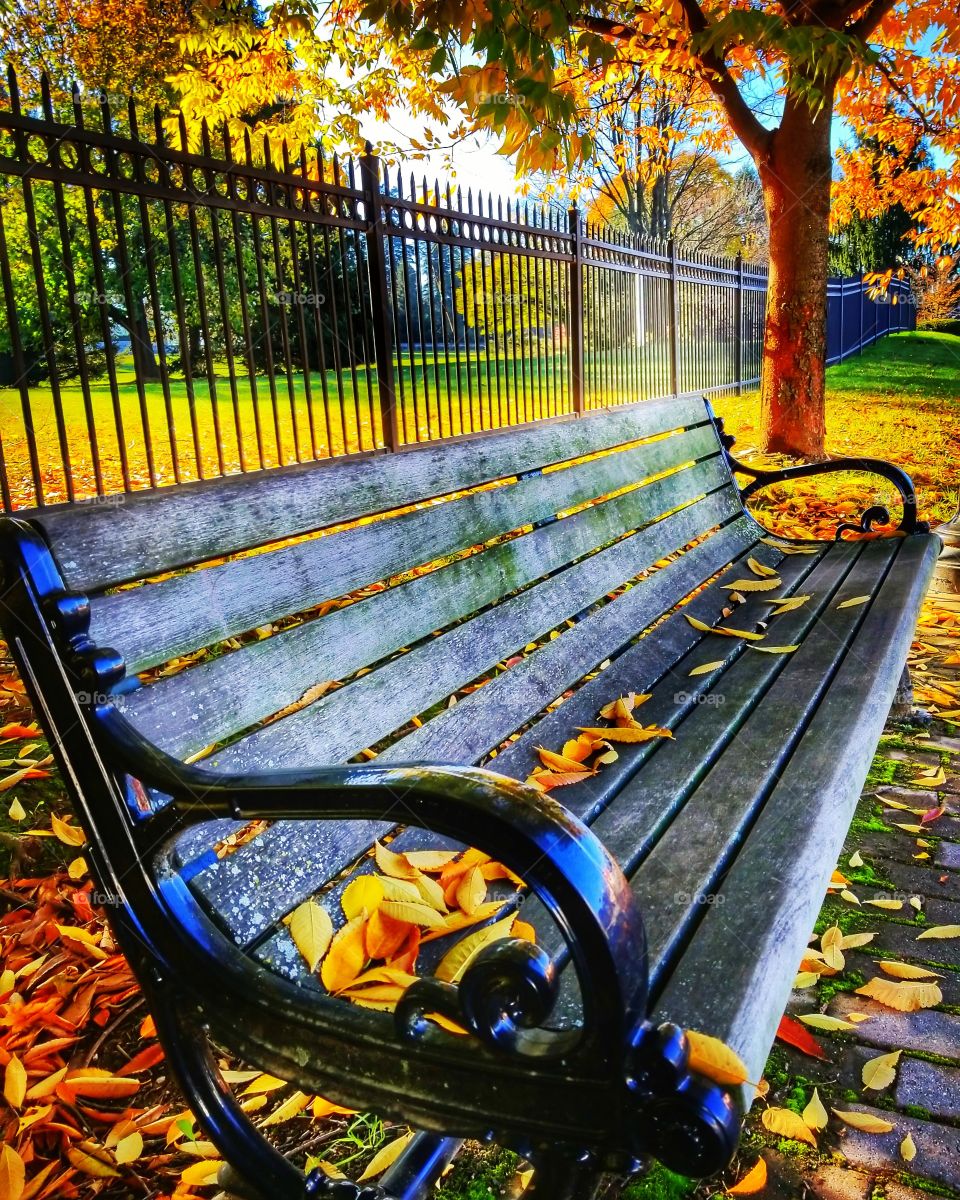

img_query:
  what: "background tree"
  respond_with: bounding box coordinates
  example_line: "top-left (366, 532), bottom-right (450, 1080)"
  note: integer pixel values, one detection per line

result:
top-left (355, 0), bottom-right (958, 458)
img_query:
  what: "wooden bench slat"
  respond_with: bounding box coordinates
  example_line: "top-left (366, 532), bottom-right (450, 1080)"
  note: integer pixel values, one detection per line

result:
top-left (202, 477), bottom-right (740, 775)
top-left (187, 492), bottom-right (744, 940)
top-left (90, 424), bottom-right (723, 674)
top-left (117, 451), bottom-right (728, 756)
top-left (39, 396), bottom-right (711, 591)
top-left (650, 533), bottom-right (940, 1092)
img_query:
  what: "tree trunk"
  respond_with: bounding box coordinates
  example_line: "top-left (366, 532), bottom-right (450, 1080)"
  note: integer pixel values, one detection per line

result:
top-left (758, 92), bottom-right (834, 458)
top-left (108, 299), bottom-right (160, 380)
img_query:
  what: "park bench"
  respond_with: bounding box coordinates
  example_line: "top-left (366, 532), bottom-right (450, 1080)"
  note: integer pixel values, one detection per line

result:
top-left (0, 393), bottom-right (939, 1200)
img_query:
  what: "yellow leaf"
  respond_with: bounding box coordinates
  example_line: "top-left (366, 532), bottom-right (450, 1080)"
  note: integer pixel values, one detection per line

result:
top-left (50, 813), bottom-right (86, 846)
top-left (803, 1088), bottom-right (829, 1131)
top-left (865, 898), bottom-right (903, 910)
top-left (358, 1131), bottom-right (416, 1181)
top-left (7, 798), bottom-right (25, 822)
top-left (456, 866), bottom-right (487, 915)
top-left (576, 725), bottom-right (673, 743)
top-left (684, 614), bottom-right (765, 640)
top-left (241, 1074), bottom-right (287, 1096)
top-left (342, 877), bottom-right (385, 922)
top-left (909, 897), bottom-right (922, 912)
top-left (856, 977), bottom-right (942, 1011)
top-left (798, 1014), bottom-right (856, 1031)
top-left (758, 539), bottom-right (817, 555)
top-left (63, 1069), bottom-right (140, 1099)
top-left (916, 925), bottom-right (960, 939)
top-left (66, 1144), bottom-right (120, 1179)
top-left (831, 1110), bottom-right (894, 1133)
top-left (684, 1031), bottom-right (748, 1086)
top-left (747, 557), bottom-right (780, 578)
top-left (0, 969), bottom-right (13, 996)
top-left (421, 901), bottom-right (508, 941)
top-left (403, 850), bottom-right (458, 871)
top-left (901, 1132), bottom-right (917, 1162)
top-left (379, 900), bottom-right (447, 929)
top-left (537, 746), bottom-right (589, 773)
top-left (67, 855), bottom-right (88, 880)
top-left (261, 1090), bottom-right (310, 1126)
top-left (794, 971), bottom-right (820, 988)
top-left (893, 823), bottom-right (923, 834)
top-left (821, 926), bottom-right (845, 971)
top-left (179, 1159), bottom-right (225, 1186)
top-left (4, 1055), bottom-right (26, 1109)
top-left (849, 851), bottom-right (864, 867)
top-left (840, 931), bottom-right (877, 949)
top-left (767, 595), bottom-right (812, 613)
top-left (435, 912), bottom-right (519, 983)
top-left (689, 661), bottom-right (725, 676)
top-left (840, 890), bottom-right (860, 905)
top-left (748, 644), bottom-right (799, 654)
top-left (286, 900), bottom-right (334, 974)
top-left (761, 1107), bottom-right (817, 1147)
top-left (0, 1145), bottom-right (25, 1200)
top-left (846, 1013), bottom-right (873, 1024)
top-left (837, 596), bottom-right (870, 610)
top-left (320, 915), bottom-right (369, 992)
top-left (877, 961), bottom-right (940, 980)
top-left (721, 577), bottom-right (782, 592)
top-left (374, 841), bottom-right (419, 879)
top-left (312, 1097), bottom-right (357, 1119)
top-left (727, 1158), bottom-right (767, 1195)
top-left (113, 1131), bottom-right (143, 1165)
top-left (862, 1050), bottom-right (901, 1091)
top-left (415, 872), bottom-right (448, 912)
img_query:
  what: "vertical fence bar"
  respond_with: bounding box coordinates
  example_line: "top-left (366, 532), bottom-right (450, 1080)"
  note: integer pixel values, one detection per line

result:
top-left (567, 206), bottom-right (585, 415)
top-left (359, 147), bottom-right (399, 453)
top-left (668, 237), bottom-right (680, 396)
top-left (735, 252), bottom-right (744, 394)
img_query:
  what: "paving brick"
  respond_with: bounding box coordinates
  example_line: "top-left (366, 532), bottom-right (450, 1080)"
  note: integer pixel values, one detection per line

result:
top-left (864, 920), bottom-right (960, 968)
top-left (850, 856), bottom-right (959, 902)
top-left (807, 1163), bottom-right (873, 1200)
top-left (845, 950), bottom-right (960, 1005)
top-left (875, 786), bottom-right (941, 808)
top-left (830, 995), bottom-right (960, 1058)
top-left (831, 1105), bottom-right (960, 1190)
top-left (895, 1056), bottom-right (960, 1121)
top-left (885, 749), bottom-right (942, 767)
top-left (938, 841), bottom-right (960, 870)
top-left (881, 1183), bottom-right (957, 1200)
top-left (920, 735), bottom-right (960, 755)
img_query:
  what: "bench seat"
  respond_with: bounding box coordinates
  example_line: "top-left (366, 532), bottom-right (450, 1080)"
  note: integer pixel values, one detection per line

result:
top-left (0, 393), bottom-right (938, 1200)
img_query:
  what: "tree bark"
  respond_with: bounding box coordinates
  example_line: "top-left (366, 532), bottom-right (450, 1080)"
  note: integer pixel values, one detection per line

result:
top-left (107, 299), bottom-right (160, 380)
top-left (757, 91), bottom-right (834, 458)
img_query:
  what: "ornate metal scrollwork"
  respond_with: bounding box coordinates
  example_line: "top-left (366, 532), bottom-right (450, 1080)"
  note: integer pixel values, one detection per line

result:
top-left (706, 403), bottom-right (929, 539)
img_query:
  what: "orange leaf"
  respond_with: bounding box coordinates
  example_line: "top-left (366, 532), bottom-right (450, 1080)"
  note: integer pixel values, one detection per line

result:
top-left (728, 1158), bottom-right (767, 1195)
top-left (117, 1044), bottom-right (165, 1076)
top-left (365, 909), bottom-right (412, 960)
top-left (320, 915), bottom-right (368, 993)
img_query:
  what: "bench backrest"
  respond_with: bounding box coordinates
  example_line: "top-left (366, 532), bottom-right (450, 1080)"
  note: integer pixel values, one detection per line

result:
top-left (30, 395), bottom-right (742, 771)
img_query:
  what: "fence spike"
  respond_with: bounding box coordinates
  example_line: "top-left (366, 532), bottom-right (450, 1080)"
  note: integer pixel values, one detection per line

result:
top-left (6, 64), bottom-right (20, 114)
top-left (40, 72), bottom-right (53, 120)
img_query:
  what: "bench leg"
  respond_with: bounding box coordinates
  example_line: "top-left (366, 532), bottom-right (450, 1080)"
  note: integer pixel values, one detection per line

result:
top-left (524, 1152), bottom-right (606, 1200)
top-left (889, 665), bottom-right (933, 727)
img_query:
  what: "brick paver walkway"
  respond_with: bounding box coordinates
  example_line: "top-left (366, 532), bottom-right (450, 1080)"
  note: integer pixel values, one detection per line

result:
top-left (755, 584), bottom-right (960, 1200)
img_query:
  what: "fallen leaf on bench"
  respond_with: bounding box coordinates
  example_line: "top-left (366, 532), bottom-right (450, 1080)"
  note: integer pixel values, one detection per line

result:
top-left (862, 1050), bottom-right (901, 1090)
top-left (576, 725), bottom-right (673, 743)
top-left (435, 912), bottom-right (520, 983)
top-left (855, 978), bottom-right (943, 1011)
top-left (761, 1107), bottom-right (817, 1147)
top-left (831, 1110), bottom-right (894, 1134)
top-left (456, 866), bottom-right (487, 915)
top-left (684, 614), bottom-right (766, 640)
top-left (802, 1088), bottom-right (829, 1131)
top-left (359, 1130), bottom-right (416, 1181)
top-left (342, 877), bottom-right (385, 921)
top-left (375, 840), bottom-right (421, 880)
top-left (865, 898), bottom-right (903, 910)
top-left (748, 644), bottom-right (800, 654)
top-left (797, 1014), bottom-right (857, 1031)
top-left (722, 577), bottom-right (782, 593)
top-left (527, 769), bottom-right (597, 791)
top-left (775, 1015), bottom-right (829, 1059)
top-left (837, 595), bottom-right (870, 609)
top-left (877, 961), bottom-right (940, 980)
top-left (598, 694), bottom-right (650, 721)
top-left (404, 850), bottom-right (458, 871)
top-left (689, 661), bottom-right (725, 676)
top-left (766, 595), bottom-right (812, 614)
top-left (420, 900), bottom-right (508, 941)
top-left (684, 1031), bottom-right (749, 1086)
top-left (747, 557), bottom-right (780, 578)
top-left (901, 1132), bottom-right (917, 1162)
top-left (379, 900), bottom-right (446, 930)
top-left (727, 1157), bottom-right (767, 1195)
top-left (321, 915), bottom-right (369, 992)
top-left (916, 924), bottom-right (960, 939)
top-left (537, 747), bottom-right (591, 773)
top-left (287, 900), bottom-right (334, 972)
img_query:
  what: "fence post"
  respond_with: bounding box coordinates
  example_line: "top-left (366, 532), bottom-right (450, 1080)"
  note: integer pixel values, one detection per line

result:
top-left (668, 236), bottom-right (679, 396)
top-left (859, 273), bottom-right (865, 355)
top-left (734, 251), bottom-right (744, 395)
top-left (359, 144), bottom-right (400, 453)
top-left (568, 205), bottom-right (585, 414)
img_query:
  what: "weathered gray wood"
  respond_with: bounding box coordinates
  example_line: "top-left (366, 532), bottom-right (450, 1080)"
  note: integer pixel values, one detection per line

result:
top-left (188, 487), bottom-right (740, 939)
top-left (204, 480), bottom-right (740, 775)
top-left (651, 533), bottom-right (940, 1096)
top-left (117, 451), bottom-right (729, 754)
top-left (40, 395), bottom-right (714, 591)
top-left (91, 426), bottom-right (725, 674)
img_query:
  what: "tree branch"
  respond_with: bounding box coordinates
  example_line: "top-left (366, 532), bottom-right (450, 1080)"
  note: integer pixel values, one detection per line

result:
top-left (573, 8), bottom-right (773, 160)
top-left (845, 0), bottom-right (898, 40)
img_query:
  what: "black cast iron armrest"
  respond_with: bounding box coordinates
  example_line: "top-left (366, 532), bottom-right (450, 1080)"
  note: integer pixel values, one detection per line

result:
top-left (705, 402), bottom-right (928, 538)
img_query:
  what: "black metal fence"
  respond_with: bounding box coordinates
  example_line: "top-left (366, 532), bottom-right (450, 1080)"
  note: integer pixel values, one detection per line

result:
top-left (0, 70), bottom-right (914, 511)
